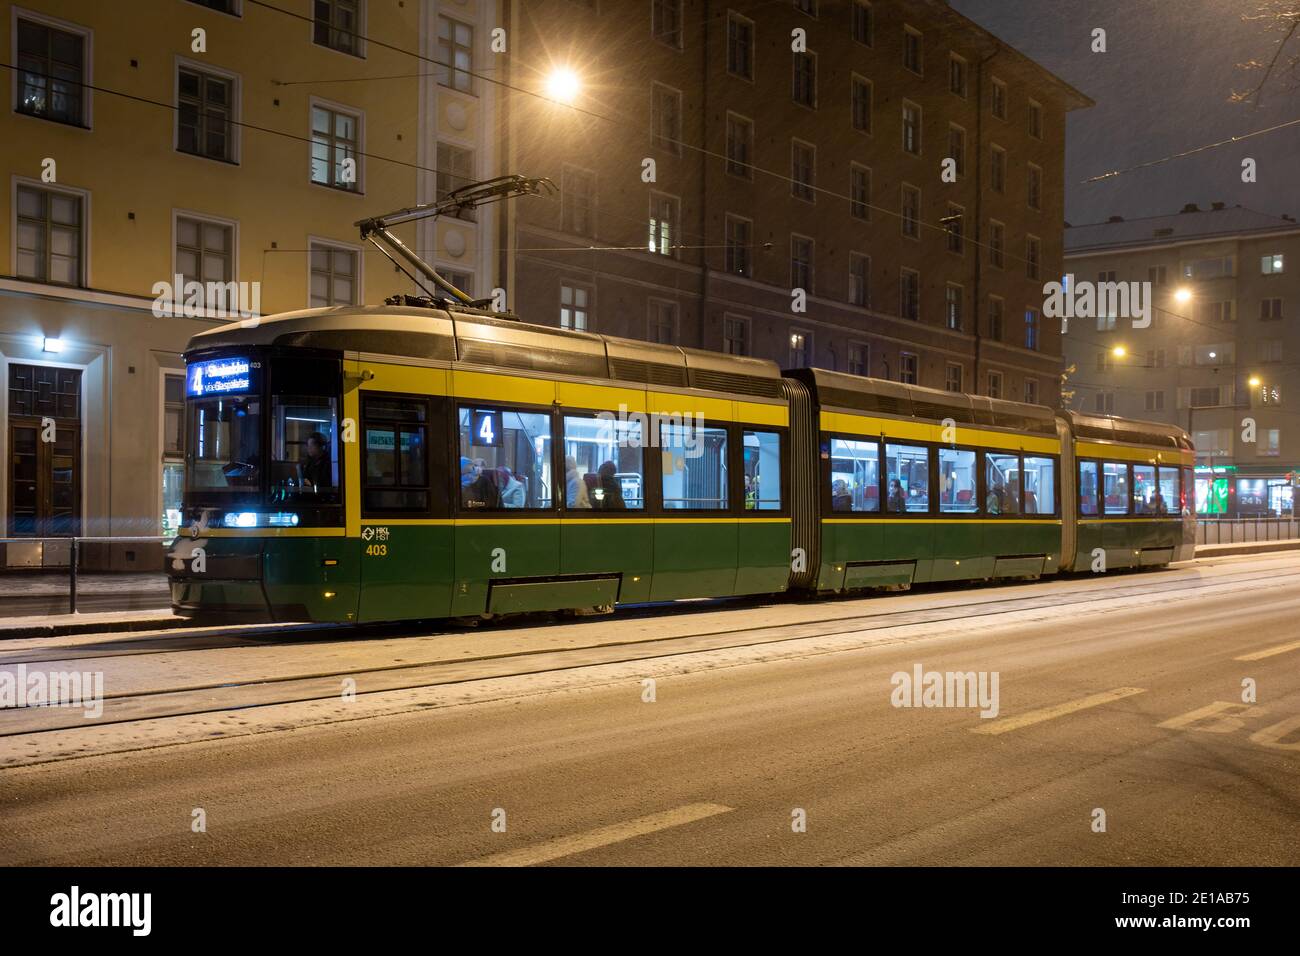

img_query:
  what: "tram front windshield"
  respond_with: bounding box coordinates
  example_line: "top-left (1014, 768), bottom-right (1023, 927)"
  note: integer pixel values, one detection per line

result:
top-left (185, 354), bottom-right (341, 510)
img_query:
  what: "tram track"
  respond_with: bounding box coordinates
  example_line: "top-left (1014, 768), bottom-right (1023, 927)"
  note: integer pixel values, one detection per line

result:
top-left (3, 558), bottom-right (1297, 738)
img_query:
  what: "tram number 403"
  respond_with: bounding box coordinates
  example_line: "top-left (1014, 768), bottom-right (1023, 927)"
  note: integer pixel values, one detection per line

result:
top-left (365, 544), bottom-right (388, 557)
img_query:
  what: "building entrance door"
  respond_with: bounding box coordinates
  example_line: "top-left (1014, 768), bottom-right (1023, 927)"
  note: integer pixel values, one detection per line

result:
top-left (6, 364), bottom-right (82, 565)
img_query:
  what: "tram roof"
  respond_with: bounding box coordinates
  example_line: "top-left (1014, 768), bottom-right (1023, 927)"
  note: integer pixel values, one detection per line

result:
top-left (1062, 410), bottom-right (1194, 451)
top-left (186, 305), bottom-right (784, 398)
top-left (789, 367), bottom-right (1060, 436)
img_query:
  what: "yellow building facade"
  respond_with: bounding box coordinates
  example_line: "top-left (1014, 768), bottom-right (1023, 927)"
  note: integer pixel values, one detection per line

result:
top-left (0, 0), bottom-right (501, 568)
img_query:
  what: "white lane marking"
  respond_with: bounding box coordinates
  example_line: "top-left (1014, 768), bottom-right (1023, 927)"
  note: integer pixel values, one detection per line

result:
top-left (458, 802), bottom-right (734, 867)
top-left (971, 686), bottom-right (1147, 736)
top-left (1235, 639), bottom-right (1300, 662)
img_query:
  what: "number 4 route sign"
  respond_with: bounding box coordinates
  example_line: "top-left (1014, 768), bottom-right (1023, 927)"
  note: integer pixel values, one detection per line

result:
top-left (472, 409), bottom-right (501, 447)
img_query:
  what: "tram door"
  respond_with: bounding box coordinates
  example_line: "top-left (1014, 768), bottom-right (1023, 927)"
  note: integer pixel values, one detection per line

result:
top-left (356, 393), bottom-right (454, 622)
top-left (6, 364), bottom-right (82, 567)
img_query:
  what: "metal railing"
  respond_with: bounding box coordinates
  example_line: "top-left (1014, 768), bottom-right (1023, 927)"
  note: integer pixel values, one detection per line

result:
top-left (0, 536), bottom-right (170, 614)
top-left (1195, 518), bottom-right (1300, 546)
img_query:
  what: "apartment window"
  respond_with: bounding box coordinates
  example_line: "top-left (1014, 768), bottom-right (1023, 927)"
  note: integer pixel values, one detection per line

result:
top-left (900, 269), bottom-right (920, 320)
top-left (945, 363), bottom-right (963, 392)
top-left (1182, 256), bottom-right (1235, 279)
top-left (309, 242), bottom-right (358, 307)
top-left (649, 300), bottom-right (678, 344)
top-left (177, 66), bottom-right (235, 162)
top-left (1094, 391), bottom-right (1115, 414)
top-left (949, 54), bottom-right (967, 97)
top-left (794, 0), bottom-right (817, 15)
top-left (175, 214), bottom-right (232, 290)
top-left (947, 125), bottom-right (966, 177)
top-left (1027, 98), bottom-right (1043, 138)
top-left (727, 12), bottom-right (754, 79)
top-left (851, 75), bottom-right (873, 133)
top-left (1260, 429), bottom-right (1281, 456)
top-left (899, 352), bottom-right (919, 384)
top-left (790, 235), bottom-right (814, 292)
top-left (15, 14), bottom-right (88, 126)
top-left (189, 0), bottom-right (238, 10)
top-left (1098, 270), bottom-right (1116, 282)
top-left (944, 204), bottom-right (964, 254)
top-left (652, 0), bottom-right (683, 48)
top-left (844, 344), bottom-right (868, 377)
top-left (903, 26), bottom-right (922, 74)
top-left (652, 84), bottom-right (682, 154)
top-left (792, 51), bottom-right (817, 107)
top-left (561, 165), bottom-right (594, 236)
top-left (1146, 348), bottom-right (1167, 368)
top-left (989, 220), bottom-right (1005, 268)
top-left (315, 0), bottom-right (362, 57)
top-left (990, 145), bottom-right (1006, 193)
top-left (445, 270), bottom-right (472, 297)
top-left (1026, 235), bottom-right (1040, 280)
top-left (1261, 297), bottom-right (1283, 320)
top-left (434, 16), bottom-right (476, 91)
top-left (789, 330), bottom-right (810, 367)
top-left (987, 371), bottom-right (1003, 399)
top-left (1024, 379), bottom-right (1038, 405)
top-left (726, 113), bottom-right (753, 178)
top-left (1145, 390), bottom-right (1165, 412)
top-left (1259, 339), bottom-right (1283, 363)
top-left (849, 165), bottom-right (870, 220)
top-left (852, 1), bottom-right (873, 45)
top-left (1261, 253), bottom-right (1284, 274)
top-left (560, 283), bottom-right (591, 331)
top-left (648, 193), bottom-right (679, 256)
top-left (1027, 163), bottom-right (1042, 210)
top-left (725, 215), bottom-right (752, 276)
top-left (1196, 299), bottom-right (1235, 323)
top-left (849, 253), bottom-right (870, 307)
top-left (432, 142), bottom-right (479, 221)
top-left (991, 77), bottom-right (1007, 119)
top-left (723, 314), bottom-right (750, 355)
top-left (1025, 308), bottom-right (1040, 350)
top-left (987, 296), bottom-right (1004, 340)
top-left (15, 184), bottom-right (84, 286)
top-left (1148, 265), bottom-right (1167, 285)
top-left (901, 184), bottom-right (920, 239)
top-left (945, 284), bottom-right (963, 330)
top-left (902, 101), bottom-right (921, 155)
top-left (1096, 349), bottom-right (1113, 372)
top-left (1096, 313), bottom-right (1117, 332)
top-left (311, 104), bottom-right (361, 191)
top-left (791, 140), bottom-right (816, 201)
top-left (1188, 386), bottom-right (1222, 407)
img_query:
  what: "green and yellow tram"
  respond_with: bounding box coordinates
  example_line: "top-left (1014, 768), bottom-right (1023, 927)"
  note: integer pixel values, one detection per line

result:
top-left (168, 304), bottom-right (1194, 623)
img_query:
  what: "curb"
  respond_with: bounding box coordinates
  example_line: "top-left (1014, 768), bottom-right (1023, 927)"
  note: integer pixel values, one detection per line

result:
top-left (0, 615), bottom-right (186, 641)
top-left (1194, 539), bottom-right (1300, 558)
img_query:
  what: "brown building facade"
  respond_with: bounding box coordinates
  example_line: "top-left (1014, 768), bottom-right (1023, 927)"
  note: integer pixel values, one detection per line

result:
top-left (499, 0), bottom-right (1091, 404)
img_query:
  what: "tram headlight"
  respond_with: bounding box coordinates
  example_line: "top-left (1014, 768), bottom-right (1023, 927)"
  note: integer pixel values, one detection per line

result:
top-left (267, 513), bottom-right (300, 527)
top-left (221, 512), bottom-right (300, 528)
top-left (224, 512), bottom-right (259, 528)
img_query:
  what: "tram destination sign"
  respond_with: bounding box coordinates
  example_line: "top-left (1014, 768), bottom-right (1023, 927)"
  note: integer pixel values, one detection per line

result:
top-left (187, 357), bottom-right (257, 397)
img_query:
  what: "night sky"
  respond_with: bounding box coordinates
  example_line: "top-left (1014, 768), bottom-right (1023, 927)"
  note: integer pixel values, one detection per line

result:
top-left (952, 0), bottom-right (1300, 225)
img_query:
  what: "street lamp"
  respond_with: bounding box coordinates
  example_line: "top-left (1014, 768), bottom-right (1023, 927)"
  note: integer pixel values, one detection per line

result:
top-left (544, 68), bottom-right (581, 104)
top-left (1173, 286), bottom-right (1192, 304)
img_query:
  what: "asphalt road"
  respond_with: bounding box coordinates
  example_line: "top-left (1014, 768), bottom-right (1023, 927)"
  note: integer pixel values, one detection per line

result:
top-left (1, 553), bottom-right (1297, 866)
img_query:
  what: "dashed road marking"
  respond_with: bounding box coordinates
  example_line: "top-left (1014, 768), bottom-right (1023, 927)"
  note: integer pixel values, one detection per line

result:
top-left (458, 802), bottom-right (734, 867)
top-left (972, 687), bottom-right (1147, 736)
top-left (1235, 639), bottom-right (1300, 662)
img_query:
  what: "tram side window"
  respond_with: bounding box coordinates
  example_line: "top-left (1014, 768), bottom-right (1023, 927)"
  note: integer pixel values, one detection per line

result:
top-left (1079, 460), bottom-right (1099, 516)
top-left (458, 406), bottom-right (553, 510)
top-left (1156, 466), bottom-right (1179, 517)
top-left (362, 398), bottom-right (429, 513)
top-left (270, 394), bottom-right (340, 502)
top-left (1022, 456), bottom-right (1055, 515)
top-left (829, 437), bottom-right (880, 512)
top-left (1181, 467), bottom-right (1193, 515)
top-left (939, 448), bottom-right (978, 513)
top-left (1103, 462), bottom-right (1129, 515)
top-left (661, 422), bottom-right (728, 510)
top-left (985, 452), bottom-right (1021, 515)
top-left (743, 430), bottom-right (782, 510)
top-left (885, 443), bottom-right (930, 513)
top-left (562, 414), bottom-right (645, 510)
top-left (1132, 463), bottom-right (1157, 514)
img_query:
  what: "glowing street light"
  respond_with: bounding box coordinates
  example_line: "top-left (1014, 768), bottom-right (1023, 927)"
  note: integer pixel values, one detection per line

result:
top-left (1112, 345), bottom-right (1127, 358)
top-left (544, 68), bottom-right (581, 104)
top-left (1173, 287), bottom-right (1192, 304)
top-left (1249, 375), bottom-right (1262, 388)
